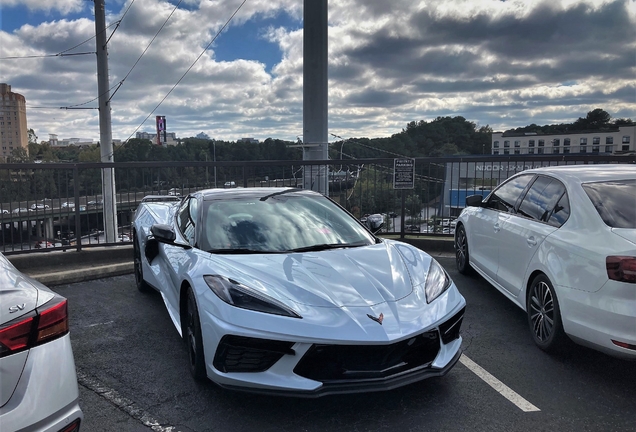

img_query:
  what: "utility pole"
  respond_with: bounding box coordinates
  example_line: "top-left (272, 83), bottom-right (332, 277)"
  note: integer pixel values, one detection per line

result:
top-left (94, 0), bottom-right (118, 243)
top-left (303, 0), bottom-right (329, 194)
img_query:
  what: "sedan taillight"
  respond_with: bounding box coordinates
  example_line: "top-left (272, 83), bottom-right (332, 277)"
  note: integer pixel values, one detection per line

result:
top-left (606, 256), bottom-right (636, 284)
top-left (0, 295), bottom-right (69, 358)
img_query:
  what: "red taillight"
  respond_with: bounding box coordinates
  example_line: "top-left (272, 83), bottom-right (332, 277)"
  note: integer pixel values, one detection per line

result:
top-left (606, 256), bottom-right (636, 284)
top-left (0, 295), bottom-right (69, 358)
top-left (36, 297), bottom-right (69, 345)
top-left (58, 418), bottom-right (81, 432)
top-left (611, 340), bottom-right (636, 351)
top-left (0, 313), bottom-right (35, 356)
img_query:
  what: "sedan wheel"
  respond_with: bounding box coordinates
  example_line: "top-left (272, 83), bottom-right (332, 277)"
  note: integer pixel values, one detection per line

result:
top-left (133, 234), bottom-right (152, 293)
top-left (455, 225), bottom-right (472, 275)
top-left (185, 288), bottom-right (207, 381)
top-left (527, 274), bottom-right (567, 352)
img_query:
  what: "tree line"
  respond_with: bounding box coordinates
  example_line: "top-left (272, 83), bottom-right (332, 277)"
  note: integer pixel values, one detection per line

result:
top-left (19, 108), bottom-right (630, 164)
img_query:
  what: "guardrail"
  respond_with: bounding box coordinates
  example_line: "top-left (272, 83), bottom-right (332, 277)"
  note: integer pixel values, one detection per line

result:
top-left (1, 154), bottom-right (633, 255)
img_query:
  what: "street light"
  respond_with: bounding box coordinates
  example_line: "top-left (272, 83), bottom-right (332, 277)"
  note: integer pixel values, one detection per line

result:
top-left (330, 133), bottom-right (347, 161)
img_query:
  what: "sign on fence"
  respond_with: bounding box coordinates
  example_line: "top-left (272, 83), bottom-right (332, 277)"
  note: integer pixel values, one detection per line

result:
top-left (393, 158), bottom-right (415, 189)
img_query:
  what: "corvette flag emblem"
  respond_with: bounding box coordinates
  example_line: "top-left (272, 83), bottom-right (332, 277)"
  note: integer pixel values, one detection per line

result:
top-left (367, 313), bottom-right (384, 325)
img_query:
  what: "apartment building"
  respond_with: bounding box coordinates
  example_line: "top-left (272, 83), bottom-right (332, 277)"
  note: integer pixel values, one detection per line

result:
top-left (135, 131), bottom-right (178, 145)
top-left (0, 83), bottom-right (29, 161)
top-left (491, 126), bottom-right (635, 156)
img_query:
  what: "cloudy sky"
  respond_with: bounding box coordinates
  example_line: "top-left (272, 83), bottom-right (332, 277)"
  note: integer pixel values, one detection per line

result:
top-left (1, 0), bottom-right (634, 143)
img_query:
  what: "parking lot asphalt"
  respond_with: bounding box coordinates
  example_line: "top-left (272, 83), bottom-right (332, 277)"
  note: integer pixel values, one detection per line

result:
top-left (41, 252), bottom-right (636, 432)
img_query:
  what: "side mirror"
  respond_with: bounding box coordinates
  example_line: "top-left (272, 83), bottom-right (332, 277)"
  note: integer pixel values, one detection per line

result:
top-left (365, 214), bottom-right (384, 233)
top-left (466, 195), bottom-right (484, 207)
top-left (150, 224), bottom-right (176, 243)
top-left (370, 221), bottom-right (384, 234)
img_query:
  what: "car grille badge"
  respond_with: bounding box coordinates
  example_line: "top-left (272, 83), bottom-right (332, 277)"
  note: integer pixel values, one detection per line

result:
top-left (367, 313), bottom-right (384, 325)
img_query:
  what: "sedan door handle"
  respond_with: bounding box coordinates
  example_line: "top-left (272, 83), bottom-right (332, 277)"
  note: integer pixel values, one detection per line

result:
top-left (493, 223), bottom-right (501, 233)
top-left (527, 237), bottom-right (537, 247)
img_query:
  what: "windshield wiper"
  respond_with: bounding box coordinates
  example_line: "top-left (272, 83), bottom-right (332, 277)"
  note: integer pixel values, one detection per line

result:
top-left (207, 248), bottom-right (282, 255)
top-left (259, 188), bottom-right (301, 202)
top-left (289, 243), bottom-right (364, 253)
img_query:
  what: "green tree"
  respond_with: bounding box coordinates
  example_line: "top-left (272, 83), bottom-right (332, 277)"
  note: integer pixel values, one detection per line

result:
top-left (10, 147), bottom-right (30, 162)
top-left (572, 108), bottom-right (612, 130)
top-left (405, 194), bottom-right (423, 219)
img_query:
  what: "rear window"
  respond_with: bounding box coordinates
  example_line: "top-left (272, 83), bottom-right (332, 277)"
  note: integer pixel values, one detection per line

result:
top-left (582, 179), bottom-right (636, 228)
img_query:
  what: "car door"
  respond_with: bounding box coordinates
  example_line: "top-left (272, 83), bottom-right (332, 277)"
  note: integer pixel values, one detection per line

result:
top-left (159, 196), bottom-right (200, 322)
top-left (496, 175), bottom-right (566, 297)
top-left (469, 174), bottom-right (535, 281)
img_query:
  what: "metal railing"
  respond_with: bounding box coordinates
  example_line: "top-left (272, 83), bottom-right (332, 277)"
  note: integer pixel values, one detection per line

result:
top-left (1, 153), bottom-right (633, 255)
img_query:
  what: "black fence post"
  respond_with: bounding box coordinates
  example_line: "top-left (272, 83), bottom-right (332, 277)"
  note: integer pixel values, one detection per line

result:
top-left (74, 164), bottom-right (82, 252)
top-left (400, 190), bottom-right (406, 239)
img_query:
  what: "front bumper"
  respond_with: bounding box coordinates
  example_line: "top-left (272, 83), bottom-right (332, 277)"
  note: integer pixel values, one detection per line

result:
top-left (217, 346), bottom-right (463, 398)
top-left (201, 296), bottom-right (466, 396)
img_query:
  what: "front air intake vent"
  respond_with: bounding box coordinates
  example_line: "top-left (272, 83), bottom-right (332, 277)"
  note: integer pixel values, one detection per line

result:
top-left (213, 335), bottom-right (295, 373)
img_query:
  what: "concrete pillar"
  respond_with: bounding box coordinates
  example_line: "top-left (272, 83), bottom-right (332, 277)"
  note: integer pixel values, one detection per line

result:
top-left (303, 0), bottom-right (329, 194)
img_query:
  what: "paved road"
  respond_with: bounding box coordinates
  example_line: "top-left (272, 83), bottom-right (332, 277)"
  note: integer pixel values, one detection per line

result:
top-left (54, 256), bottom-right (636, 432)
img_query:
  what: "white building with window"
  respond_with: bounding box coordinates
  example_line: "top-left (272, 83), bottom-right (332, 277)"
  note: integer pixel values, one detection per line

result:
top-left (491, 126), bottom-right (635, 156)
top-left (135, 131), bottom-right (178, 145)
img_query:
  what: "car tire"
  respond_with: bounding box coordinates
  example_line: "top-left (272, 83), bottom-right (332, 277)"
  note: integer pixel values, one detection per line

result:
top-left (184, 287), bottom-right (207, 381)
top-left (455, 224), bottom-right (473, 275)
top-left (526, 274), bottom-right (568, 353)
top-left (133, 234), bottom-right (152, 293)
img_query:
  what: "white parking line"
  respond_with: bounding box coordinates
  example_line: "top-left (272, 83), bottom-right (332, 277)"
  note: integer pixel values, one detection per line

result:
top-left (459, 354), bottom-right (540, 412)
top-left (77, 370), bottom-right (182, 431)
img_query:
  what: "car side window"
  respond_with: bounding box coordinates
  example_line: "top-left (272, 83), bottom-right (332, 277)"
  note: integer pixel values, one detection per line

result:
top-left (517, 176), bottom-right (566, 223)
top-left (486, 174), bottom-right (534, 213)
top-left (177, 197), bottom-right (197, 245)
top-left (547, 192), bottom-right (570, 227)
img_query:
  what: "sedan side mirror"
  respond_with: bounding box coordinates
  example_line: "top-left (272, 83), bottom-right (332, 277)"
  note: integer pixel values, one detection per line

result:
top-left (465, 195), bottom-right (484, 207)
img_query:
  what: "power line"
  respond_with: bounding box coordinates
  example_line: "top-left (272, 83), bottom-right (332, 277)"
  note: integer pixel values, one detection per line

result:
top-left (330, 133), bottom-right (410, 159)
top-left (0, 21), bottom-right (119, 60)
top-left (104, 0), bottom-right (136, 46)
top-left (47, 2), bottom-right (137, 109)
top-left (0, 52), bottom-right (94, 60)
top-left (122, 0), bottom-right (249, 146)
top-left (110, 0), bottom-right (184, 102)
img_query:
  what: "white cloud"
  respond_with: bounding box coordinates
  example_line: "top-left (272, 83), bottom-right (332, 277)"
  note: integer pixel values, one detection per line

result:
top-left (1, 0), bottom-right (634, 143)
top-left (0, 0), bottom-right (85, 14)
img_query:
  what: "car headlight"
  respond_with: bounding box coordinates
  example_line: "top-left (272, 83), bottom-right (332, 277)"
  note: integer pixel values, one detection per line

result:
top-left (204, 275), bottom-right (301, 318)
top-left (424, 259), bottom-right (452, 303)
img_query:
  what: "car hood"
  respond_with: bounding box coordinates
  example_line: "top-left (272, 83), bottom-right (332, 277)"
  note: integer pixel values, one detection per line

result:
top-left (611, 228), bottom-right (636, 247)
top-left (200, 240), bottom-right (433, 308)
top-left (0, 255), bottom-right (54, 325)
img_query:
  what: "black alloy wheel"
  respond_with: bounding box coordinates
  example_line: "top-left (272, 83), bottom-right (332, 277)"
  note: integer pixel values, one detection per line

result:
top-left (527, 274), bottom-right (568, 352)
top-left (185, 288), bottom-right (207, 381)
top-left (133, 234), bottom-right (152, 293)
top-left (455, 225), bottom-right (472, 275)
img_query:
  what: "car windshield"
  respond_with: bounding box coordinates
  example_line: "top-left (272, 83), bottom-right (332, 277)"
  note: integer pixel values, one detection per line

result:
top-left (199, 192), bottom-right (376, 253)
top-left (582, 179), bottom-right (636, 229)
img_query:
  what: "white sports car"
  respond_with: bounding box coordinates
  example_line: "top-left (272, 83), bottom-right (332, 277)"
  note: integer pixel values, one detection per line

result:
top-left (455, 165), bottom-right (636, 359)
top-left (132, 188), bottom-right (466, 396)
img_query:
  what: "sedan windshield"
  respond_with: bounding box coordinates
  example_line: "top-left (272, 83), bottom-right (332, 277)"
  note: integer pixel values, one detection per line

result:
top-left (199, 192), bottom-right (376, 253)
top-left (582, 179), bottom-right (636, 228)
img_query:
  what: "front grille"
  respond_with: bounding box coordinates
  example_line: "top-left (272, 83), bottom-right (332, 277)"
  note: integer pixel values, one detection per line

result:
top-left (213, 335), bottom-right (295, 373)
top-left (438, 306), bottom-right (465, 344)
top-left (294, 330), bottom-right (440, 383)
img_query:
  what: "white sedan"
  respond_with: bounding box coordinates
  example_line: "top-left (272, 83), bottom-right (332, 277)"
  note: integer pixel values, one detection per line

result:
top-left (0, 252), bottom-right (83, 430)
top-left (455, 165), bottom-right (635, 358)
top-left (133, 188), bottom-right (466, 396)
